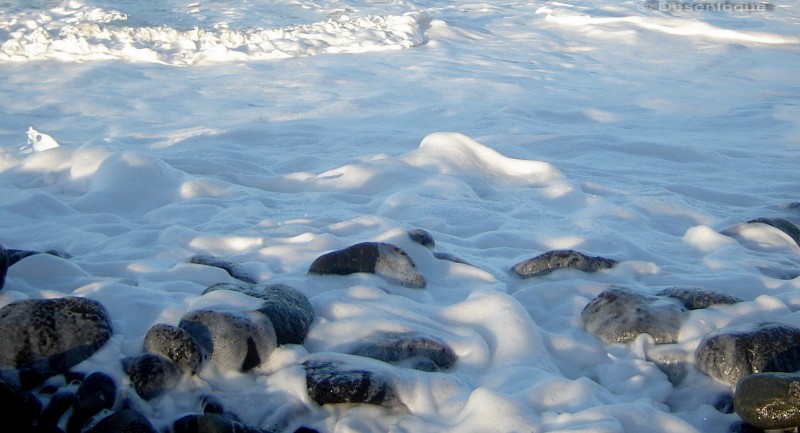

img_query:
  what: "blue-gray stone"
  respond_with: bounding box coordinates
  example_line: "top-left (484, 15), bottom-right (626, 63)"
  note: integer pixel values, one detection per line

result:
top-left (122, 354), bottom-right (180, 401)
top-left (350, 332), bottom-right (456, 371)
top-left (188, 254), bottom-right (257, 284)
top-left (308, 242), bottom-right (426, 288)
top-left (304, 359), bottom-right (397, 406)
top-left (734, 372), bottom-right (800, 430)
top-left (512, 250), bottom-right (618, 278)
top-left (655, 286), bottom-right (742, 310)
top-left (144, 323), bottom-right (206, 374)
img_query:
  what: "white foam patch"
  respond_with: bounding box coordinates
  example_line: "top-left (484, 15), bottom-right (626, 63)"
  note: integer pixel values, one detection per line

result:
top-left (0, 2), bottom-right (429, 65)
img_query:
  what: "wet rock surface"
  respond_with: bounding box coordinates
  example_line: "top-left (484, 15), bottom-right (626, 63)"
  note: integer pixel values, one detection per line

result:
top-left (734, 372), bottom-right (800, 430)
top-left (655, 286), bottom-right (743, 310)
top-left (188, 254), bottom-right (258, 284)
top-left (512, 249), bottom-right (618, 278)
top-left (0, 376), bottom-right (41, 432)
top-left (144, 323), bottom-right (206, 375)
top-left (85, 409), bottom-right (158, 433)
top-left (0, 297), bottom-right (113, 384)
top-left (349, 332), bottom-right (457, 371)
top-left (67, 372), bottom-right (116, 433)
top-left (173, 413), bottom-right (266, 433)
top-left (304, 359), bottom-right (397, 406)
top-left (408, 228), bottom-right (435, 248)
top-left (695, 322), bottom-right (800, 386)
top-left (179, 309), bottom-right (277, 372)
top-left (581, 286), bottom-right (686, 344)
top-left (308, 242), bottom-right (427, 288)
top-left (122, 354), bottom-right (181, 401)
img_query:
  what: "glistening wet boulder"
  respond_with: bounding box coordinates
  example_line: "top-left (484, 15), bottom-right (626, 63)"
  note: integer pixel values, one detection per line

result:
top-left (174, 413), bottom-right (266, 433)
top-left (0, 297), bottom-right (113, 384)
top-left (204, 283), bottom-right (314, 345)
top-left (512, 250), bottom-right (618, 278)
top-left (308, 242), bottom-right (426, 288)
top-left (581, 286), bottom-right (686, 344)
top-left (695, 322), bottom-right (800, 386)
top-left (179, 309), bottom-right (277, 372)
top-left (122, 354), bottom-right (181, 400)
top-left (67, 372), bottom-right (117, 433)
top-left (144, 323), bottom-right (206, 374)
top-left (734, 372), bottom-right (800, 430)
top-left (304, 359), bottom-right (397, 406)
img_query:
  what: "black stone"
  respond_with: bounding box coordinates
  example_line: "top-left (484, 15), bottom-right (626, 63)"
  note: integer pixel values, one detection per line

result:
top-left (712, 392), bottom-right (735, 414)
top-left (67, 372), bottom-right (116, 433)
top-left (143, 324), bottom-right (206, 374)
top-left (188, 254), bottom-right (257, 284)
top-left (580, 286), bottom-right (686, 344)
top-left (200, 394), bottom-right (225, 415)
top-left (734, 372), bottom-right (800, 430)
top-left (85, 409), bottom-right (157, 433)
top-left (303, 359), bottom-right (397, 406)
top-left (350, 332), bottom-right (456, 370)
top-left (748, 217), bottom-right (800, 247)
top-left (122, 354), bottom-right (180, 400)
top-left (0, 297), bottom-right (113, 384)
top-left (204, 283), bottom-right (314, 346)
top-left (512, 250), bottom-right (618, 278)
top-left (39, 391), bottom-right (76, 430)
top-left (655, 286), bottom-right (742, 310)
top-left (308, 242), bottom-right (426, 288)
top-left (294, 428), bottom-right (320, 433)
top-left (408, 229), bottom-right (435, 248)
top-left (6, 249), bottom-right (71, 267)
top-left (695, 322), bottom-right (800, 386)
top-left (0, 376), bottom-right (41, 432)
top-left (173, 413), bottom-right (265, 433)
top-left (178, 309), bottom-right (276, 372)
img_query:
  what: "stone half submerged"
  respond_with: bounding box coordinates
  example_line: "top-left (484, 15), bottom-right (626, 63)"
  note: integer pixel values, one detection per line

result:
top-left (308, 242), bottom-right (427, 288)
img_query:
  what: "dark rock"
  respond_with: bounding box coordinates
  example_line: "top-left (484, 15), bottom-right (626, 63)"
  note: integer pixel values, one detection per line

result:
top-left (294, 428), bottom-right (320, 433)
top-left (0, 245), bottom-right (7, 290)
top-left (173, 413), bottom-right (265, 433)
top-left (200, 394), bottom-right (225, 415)
top-left (188, 254), bottom-right (257, 284)
top-left (0, 297), bottom-right (113, 384)
top-left (39, 391), bottom-right (76, 430)
top-left (655, 286), bottom-right (743, 310)
top-left (512, 250), bottom-right (618, 278)
top-left (408, 229), bottom-right (435, 248)
top-left (748, 217), bottom-right (800, 247)
top-left (67, 372), bottom-right (116, 433)
top-left (143, 324), bottom-right (206, 374)
top-left (6, 249), bottom-right (71, 267)
top-left (308, 242), bottom-right (426, 288)
top-left (204, 283), bottom-right (314, 345)
top-left (122, 354), bottom-right (180, 400)
top-left (695, 322), bottom-right (800, 386)
top-left (179, 310), bottom-right (277, 372)
top-left (0, 376), bottom-right (41, 431)
top-left (580, 286), bottom-right (686, 344)
top-left (350, 332), bottom-right (456, 370)
top-left (727, 421), bottom-right (764, 433)
top-left (85, 409), bottom-right (157, 433)
top-left (712, 392), bottom-right (735, 414)
top-left (303, 359), bottom-right (397, 406)
top-left (735, 372), bottom-right (800, 430)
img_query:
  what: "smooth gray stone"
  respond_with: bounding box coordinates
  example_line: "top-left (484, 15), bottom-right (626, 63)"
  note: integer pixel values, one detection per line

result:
top-left (407, 229), bottom-right (435, 248)
top-left (308, 242), bottom-right (426, 288)
top-left (655, 286), bottom-right (742, 310)
top-left (304, 359), bottom-right (397, 406)
top-left (735, 372), bottom-right (800, 430)
top-left (695, 322), bottom-right (800, 386)
top-left (144, 324), bottom-right (206, 374)
top-left (350, 332), bottom-right (456, 370)
top-left (512, 249), bottom-right (618, 278)
top-left (122, 354), bottom-right (180, 401)
top-left (581, 286), bottom-right (686, 344)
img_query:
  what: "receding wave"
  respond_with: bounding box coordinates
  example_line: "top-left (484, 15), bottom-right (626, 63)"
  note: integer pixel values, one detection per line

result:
top-left (0, 2), bottom-right (429, 66)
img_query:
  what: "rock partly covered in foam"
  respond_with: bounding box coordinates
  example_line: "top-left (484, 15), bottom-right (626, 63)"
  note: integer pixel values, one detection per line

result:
top-left (0, 297), bottom-right (113, 384)
top-left (308, 242), bottom-right (426, 288)
top-left (349, 332), bottom-right (457, 371)
top-left (747, 217), bottom-right (800, 247)
top-left (512, 250), bottom-right (618, 278)
top-left (581, 286), bottom-right (686, 344)
top-left (179, 309), bottom-right (277, 372)
top-left (407, 228), bottom-right (435, 248)
top-left (68, 372), bottom-right (117, 433)
top-left (204, 283), bottom-right (314, 345)
top-left (174, 413), bottom-right (266, 433)
top-left (122, 354), bottom-right (181, 401)
top-left (0, 376), bottom-right (41, 431)
top-left (188, 254), bottom-right (258, 284)
top-left (734, 372), bottom-right (800, 430)
top-left (304, 359), bottom-right (398, 406)
top-left (695, 322), bottom-right (800, 386)
top-left (655, 286), bottom-right (743, 310)
top-left (144, 323), bottom-right (207, 375)
top-left (86, 409), bottom-right (157, 433)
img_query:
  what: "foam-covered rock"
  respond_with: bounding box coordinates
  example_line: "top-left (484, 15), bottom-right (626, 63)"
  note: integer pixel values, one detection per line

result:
top-left (349, 332), bottom-right (457, 371)
top-left (85, 409), bottom-right (158, 433)
top-left (188, 255), bottom-right (257, 284)
top-left (304, 359), bottom-right (397, 406)
top-left (308, 242), bottom-right (426, 288)
top-left (748, 217), bottom-right (800, 247)
top-left (6, 248), bottom-right (71, 266)
top-left (512, 250), bottom-right (618, 278)
top-left (179, 310), bottom-right (277, 372)
top-left (67, 372), bottom-right (117, 433)
top-left (174, 413), bottom-right (266, 433)
top-left (580, 286), bottom-right (686, 344)
top-left (408, 229), bottom-right (435, 248)
top-left (734, 372), bottom-right (800, 430)
top-left (204, 283), bottom-right (314, 345)
top-left (143, 324), bottom-right (206, 374)
top-left (0, 297), bottom-right (113, 384)
top-left (122, 354), bottom-right (181, 400)
top-left (695, 322), bottom-right (800, 386)
top-left (655, 286), bottom-right (743, 310)
top-left (0, 376), bottom-right (41, 432)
